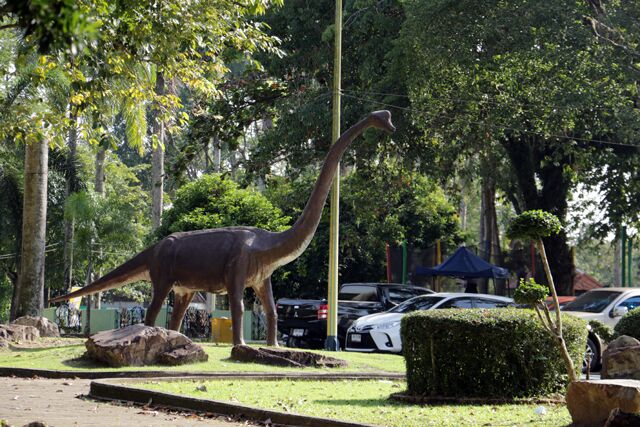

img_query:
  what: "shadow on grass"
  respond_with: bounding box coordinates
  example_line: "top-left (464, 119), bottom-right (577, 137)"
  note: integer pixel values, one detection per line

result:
top-left (5, 343), bottom-right (85, 353)
top-left (60, 353), bottom-right (110, 369)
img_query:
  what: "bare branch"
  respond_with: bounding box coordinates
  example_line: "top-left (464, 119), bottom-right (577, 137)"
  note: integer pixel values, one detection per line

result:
top-left (582, 15), bottom-right (640, 59)
top-left (534, 305), bottom-right (553, 332)
top-left (0, 23), bottom-right (19, 31)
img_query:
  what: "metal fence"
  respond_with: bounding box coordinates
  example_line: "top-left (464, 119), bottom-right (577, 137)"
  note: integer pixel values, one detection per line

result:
top-left (54, 303), bottom-right (82, 335)
top-left (118, 306), bottom-right (146, 328)
top-left (182, 307), bottom-right (211, 339)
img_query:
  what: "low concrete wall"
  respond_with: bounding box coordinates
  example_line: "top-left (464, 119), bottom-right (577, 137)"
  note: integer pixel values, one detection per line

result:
top-left (81, 309), bottom-right (119, 333)
top-left (42, 306), bottom-right (251, 338)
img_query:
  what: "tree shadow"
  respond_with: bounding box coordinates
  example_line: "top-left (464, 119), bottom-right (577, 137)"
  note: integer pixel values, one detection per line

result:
top-left (60, 353), bottom-right (111, 369)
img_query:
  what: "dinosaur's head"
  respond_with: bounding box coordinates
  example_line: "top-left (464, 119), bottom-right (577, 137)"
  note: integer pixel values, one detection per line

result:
top-left (369, 110), bottom-right (395, 133)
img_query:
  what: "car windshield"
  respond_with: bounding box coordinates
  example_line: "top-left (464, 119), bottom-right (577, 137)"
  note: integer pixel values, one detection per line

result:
top-left (562, 291), bottom-right (622, 313)
top-left (388, 296), bottom-right (446, 313)
top-left (338, 285), bottom-right (378, 302)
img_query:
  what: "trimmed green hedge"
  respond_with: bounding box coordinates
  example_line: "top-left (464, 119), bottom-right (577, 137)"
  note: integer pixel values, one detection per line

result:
top-left (614, 308), bottom-right (640, 340)
top-left (401, 308), bottom-right (587, 398)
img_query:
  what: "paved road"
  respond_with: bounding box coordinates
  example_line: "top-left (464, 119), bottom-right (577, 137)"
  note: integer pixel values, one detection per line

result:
top-left (0, 377), bottom-right (250, 427)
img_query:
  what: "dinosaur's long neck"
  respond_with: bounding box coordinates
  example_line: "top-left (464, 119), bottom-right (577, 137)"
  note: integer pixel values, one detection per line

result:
top-left (270, 115), bottom-right (375, 266)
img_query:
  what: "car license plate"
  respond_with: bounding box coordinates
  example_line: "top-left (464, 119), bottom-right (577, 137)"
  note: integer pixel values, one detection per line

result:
top-left (292, 328), bottom-right (305, 337)
top-left (351, 334), bottom-right (361, 343)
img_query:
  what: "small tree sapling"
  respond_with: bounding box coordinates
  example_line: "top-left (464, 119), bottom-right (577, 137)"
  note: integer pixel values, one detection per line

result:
top-left (508, 210), bottom-right (578, 382)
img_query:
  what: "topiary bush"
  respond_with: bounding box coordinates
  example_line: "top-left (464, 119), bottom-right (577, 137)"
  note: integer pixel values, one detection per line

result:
top-left (402, 308), bottom-right (587, 398)
top-left (507, 210), bottom-right (562, 240)
top-left (514, 278), bottom-right (549, 306)
top-left (614, 308), bottom-right (640, 340)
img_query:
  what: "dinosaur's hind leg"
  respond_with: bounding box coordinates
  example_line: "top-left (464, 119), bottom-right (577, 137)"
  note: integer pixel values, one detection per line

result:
top-left (144, 280), bottom-right (172, 327)
top-left (169, 291), bottom-right (194, 331)
top-left (254, 277), bottom-right (278, 347)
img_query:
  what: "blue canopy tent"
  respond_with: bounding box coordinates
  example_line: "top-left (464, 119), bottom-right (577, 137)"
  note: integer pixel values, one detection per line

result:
top-left (415, 246), bottom-right (510, 295)
top-left (415, 246), bottom-right (510, 279)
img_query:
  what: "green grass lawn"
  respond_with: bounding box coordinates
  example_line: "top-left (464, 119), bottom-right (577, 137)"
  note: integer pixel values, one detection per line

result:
top-left (0, 341), bottom-right (405, 373)
top-left (137, 378), bottom-right (571, 426)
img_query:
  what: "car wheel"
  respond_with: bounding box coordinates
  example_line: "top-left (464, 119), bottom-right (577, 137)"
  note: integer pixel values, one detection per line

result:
top-left (583, 336), bottom-right (600, 373)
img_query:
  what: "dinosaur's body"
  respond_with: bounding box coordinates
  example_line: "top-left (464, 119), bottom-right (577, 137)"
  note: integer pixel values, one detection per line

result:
top-left (50, 111), bottom-right (395, 345)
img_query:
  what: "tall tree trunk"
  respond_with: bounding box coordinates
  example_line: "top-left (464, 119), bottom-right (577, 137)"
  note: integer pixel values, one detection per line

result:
top-left (503, 137), bottom-right (575, 295)
top-left (480, 177), bottom-right (497, 293)
top-left (151, 72), bottom-right (165, 230)
top-left (213, 136), bottom-right (221, 172)
top-left (8, 271), bottom-right (19, 321)
top-left (95, 147), bottom-right (105, 194)
top-left (16, 139), bottom-right (48, 317)
top-left (93, 147), bottom-right (106, 309)
top-left (614, 234), bottom-right (622, 286)
top-left (62, 112), bottom-right (79, 292)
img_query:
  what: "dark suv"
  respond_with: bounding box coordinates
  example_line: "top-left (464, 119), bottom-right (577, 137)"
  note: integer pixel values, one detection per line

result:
top-left (276, 282), bottom-right (433, 348)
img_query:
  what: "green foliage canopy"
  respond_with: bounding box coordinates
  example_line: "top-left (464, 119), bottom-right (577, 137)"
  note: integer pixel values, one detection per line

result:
top-left (265, 163), bottom-right (461, 299)
top-left (507, 210), bottom-right (562, 241)
top-left (513, 278), bottom-right (548, 306)
top-left (155, 173), bottom-right (290, 239)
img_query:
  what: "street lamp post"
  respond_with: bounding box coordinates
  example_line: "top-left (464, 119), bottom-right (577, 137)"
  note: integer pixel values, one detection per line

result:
top-left (325, 0), bottom-right (342, 351)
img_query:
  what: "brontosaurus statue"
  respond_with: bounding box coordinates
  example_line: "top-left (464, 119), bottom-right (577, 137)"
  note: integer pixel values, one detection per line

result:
top-left (50, 110), bottom-right (395, 346)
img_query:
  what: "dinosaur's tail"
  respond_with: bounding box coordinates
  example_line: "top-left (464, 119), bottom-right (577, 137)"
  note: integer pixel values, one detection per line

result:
top-left (49, 246), bottom-right (154, 303)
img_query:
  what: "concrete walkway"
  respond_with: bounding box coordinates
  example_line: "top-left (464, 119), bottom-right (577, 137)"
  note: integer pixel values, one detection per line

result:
top-left (0, 377), bottom-right (250, 427)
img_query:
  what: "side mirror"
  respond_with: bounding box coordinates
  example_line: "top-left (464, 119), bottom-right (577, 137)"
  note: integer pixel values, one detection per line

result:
top-left (613, 306), bottom-right (629, 318)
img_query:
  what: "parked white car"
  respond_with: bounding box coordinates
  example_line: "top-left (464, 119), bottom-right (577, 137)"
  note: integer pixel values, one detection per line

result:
top-left (562, 287), bottom-right (640, 369)
top-left (562, 287), bottom-right (640, 328)
top-left (345, 293), bottom-right (514, 353)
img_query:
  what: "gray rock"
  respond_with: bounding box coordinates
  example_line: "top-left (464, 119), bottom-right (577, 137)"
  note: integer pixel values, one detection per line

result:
top-left (156, 343), bottom-right (208, 366)
top-left (603, 343), bottom-right (640, 380)
top-left (12, 316), bottom-right (60, 338)
top-left (609, 336), bottom-right (640, 351)
top-left (0, 324), bottom-right (39, 343)
top-left (85, 324), bottom-right (205, 367)
top-left (567, 380), bottom-right (640, 427)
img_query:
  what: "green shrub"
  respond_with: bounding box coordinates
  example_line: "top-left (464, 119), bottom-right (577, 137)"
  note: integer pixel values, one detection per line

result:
top-left (507, 210), bottom-right (562, 240)
top-left (514, 278), bottom-right (548, 305)
top-left (589, 320), bottom-right (614, 345)
top-left (614, 308), bottom-right (640, 340)
top-left (402, 308), bottom-right (587, 398)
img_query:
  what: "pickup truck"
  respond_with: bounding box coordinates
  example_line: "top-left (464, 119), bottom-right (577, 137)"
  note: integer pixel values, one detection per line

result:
top-left (276, 282), bottom-right (433, 349)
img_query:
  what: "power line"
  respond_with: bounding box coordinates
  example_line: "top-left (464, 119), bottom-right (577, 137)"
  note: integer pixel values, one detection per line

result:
top-left (341, 88), bottom-right (636, 116)
top-left (0, 243), bottom-right (62, 260)
top-left (340, 92), bottom-right (640, 150)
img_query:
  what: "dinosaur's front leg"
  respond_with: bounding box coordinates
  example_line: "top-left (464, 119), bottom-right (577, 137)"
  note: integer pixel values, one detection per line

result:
top-left (255, 277), bottom-right (278, 347)
top-left (228, 272), bottom-right (246, 346)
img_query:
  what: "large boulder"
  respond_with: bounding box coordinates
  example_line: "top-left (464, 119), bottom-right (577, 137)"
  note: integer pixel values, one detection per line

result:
top-left (567, 380), bottom-right (640, 427)
top-left (85, 324), bottom-right (208, 367)
top-left (12, 316), bottom-right (60, 337)
top-left (0, 324), bottom-right (40, 343)
top-left (603, 336), bottom-right (640, 380)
